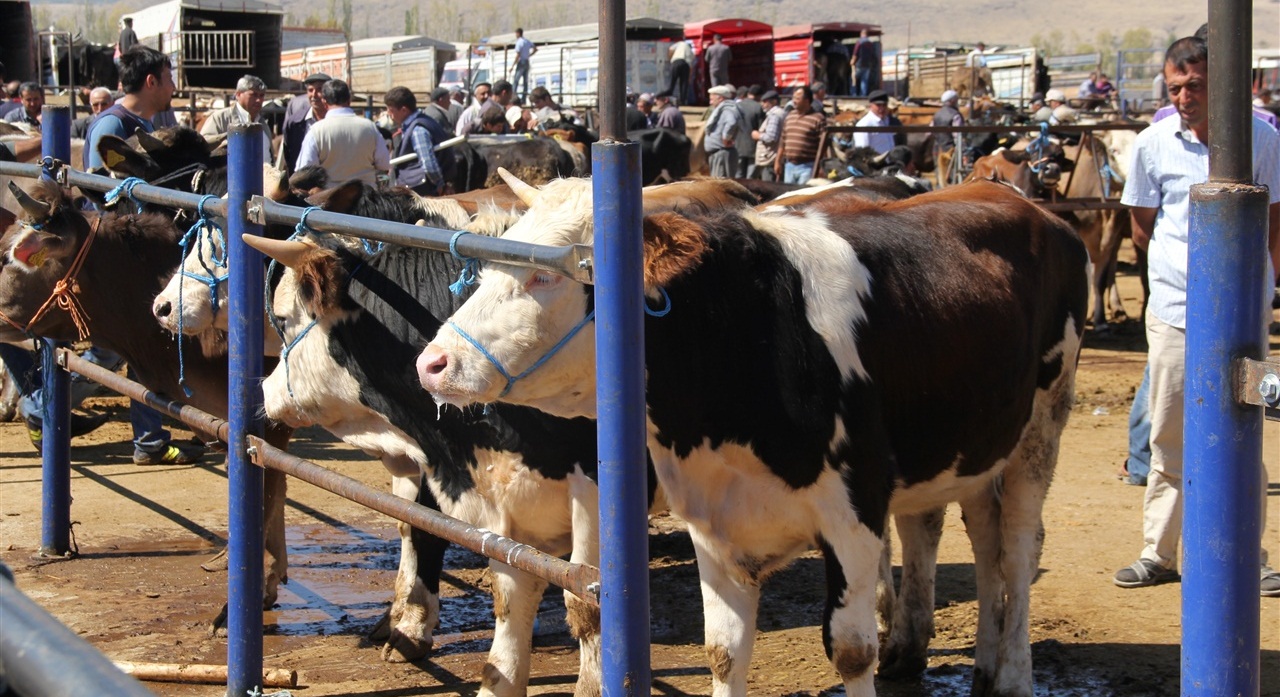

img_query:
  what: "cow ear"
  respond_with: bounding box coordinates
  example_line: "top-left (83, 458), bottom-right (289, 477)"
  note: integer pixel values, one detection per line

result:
top-left (310, 180), bottom-right (364, 214)
top-left (97, 135), bottom-right (156, 178)
top-left (294, 246), bottom-right (346, 319)
top-left (641, 212), bottom-right (708, 289)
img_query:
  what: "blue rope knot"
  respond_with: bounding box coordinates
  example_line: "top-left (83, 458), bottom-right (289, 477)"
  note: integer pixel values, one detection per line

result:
top-left (295, 206), bottom-right (321, 237)
top-left (447, 307), bottom-right (596, 398)
top-left (104, 177), bottom-right (147, 210)
top-left (39, 156), bottom-right (57, 182)
top-left (175, 194), bottom-right (228, 397)
top-left (1027, 122), bottom-right (1052, 174)
top-left (448, 230), bottom-right (480, 296)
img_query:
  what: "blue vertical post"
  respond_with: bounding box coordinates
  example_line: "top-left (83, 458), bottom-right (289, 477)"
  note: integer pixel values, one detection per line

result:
top-left (593, 142), bottom-right (649, 697)
top-left (38, 105), bottom-right (72, 558)
top-left (226, 123), bottom-right (265, 697)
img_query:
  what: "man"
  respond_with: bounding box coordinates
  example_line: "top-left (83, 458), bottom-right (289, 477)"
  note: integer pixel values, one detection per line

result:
top-left (455, 81), bottom-right (493, 136)
top-left (774, 85), bottom-right (825, 184)
top-left (734, 85), bottom-right (765, 178)
top-left (384, 86), bottom-right (450, 195)
top-left (0, 80), bottom-right (21, 120)
top-left (653, 91), bottom-right (685, 134)
top-left (200, 74), bottom-right (271, 163)
top-left (931, 89), bottom-right (964, 155)
top-left (478, 108), bottom-right (509, 134)
top-left (280, 72), bottom-right (330, 174)
top-left (296, 79), bottom-right (390, 185)
top-left (752, 89), bottom-right (783, 181)
top-left (1112, 35), bottom-right (1280, 597)
top-left (625, 92), bottom-right (650, 131)
top-left (71, 87), bottom-right (114, 139)
top-left (2, 83), bottom-right (43, 128)
top-left (966, 41), bottom-right (987, 68)
top-left (811, 81), bottom-right (829, 114)
top-left (702, 84), bottom-right (740, 178)
top-left (1043, 88), bottom-right (1077, 126)
top-left (1078, 71), bottom-right (1098, 100)
top-left (423, 86), bottom-right (456, 133)
top-left (852, 30), bottom-right (878, 97)
top-left (528, 86), bottom-right (574, 127)
top-left (512, 28), bottom-right (537, 102)
top-left (667, 39), bottom-right (693, 106)
top-left (85, 46), bottom-right (174, 171)
top-left (853, 89), bottom-right (894, 155)
top-left (705, 34), bottom-right (732, 88)
top-left (116, 18), bottom-right (138, 61)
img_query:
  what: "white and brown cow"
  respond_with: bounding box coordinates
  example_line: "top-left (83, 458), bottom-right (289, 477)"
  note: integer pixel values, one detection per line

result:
top-left (418, 171), bottom-right (1089, 697)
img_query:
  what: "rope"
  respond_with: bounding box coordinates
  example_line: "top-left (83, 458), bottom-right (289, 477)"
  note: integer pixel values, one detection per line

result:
top-left (277, 261), bottom-right (364, 400)
top-left (19, 216), bottom-right (102, 341)
top-left (448, 230), bottom-right (479, 296)
top-left (645, 288), bottom-right (671, 317)
top-left (1027, 122), bottom-right (1051, 174)
top-left (174, 194), bottom-right (227, 397)
top-left (447, 308), bottom-right (596, 399)
top-left (103, 177), bottom-right (147, 211)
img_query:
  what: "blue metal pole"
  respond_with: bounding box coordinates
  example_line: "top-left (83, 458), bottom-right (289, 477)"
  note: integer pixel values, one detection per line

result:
top-left (593, 141), bottom-right (649, 697)
top-left (38, 105), bottom-right (72, 558)
top-left (1182, 184), bottom-right (1268, 697)
top-left (226, 123), bottom-right (265, 697)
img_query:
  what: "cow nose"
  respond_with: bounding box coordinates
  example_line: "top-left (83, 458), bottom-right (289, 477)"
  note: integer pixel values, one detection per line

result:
top-left (154, 299), bottom-right (172, 319)
top-left (416, 347), bottom-right (449, 390)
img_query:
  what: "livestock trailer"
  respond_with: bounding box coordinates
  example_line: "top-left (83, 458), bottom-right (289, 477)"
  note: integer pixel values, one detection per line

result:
top-left (773, 22), bottom-right (881, 96)
top-left (684, 18), bottom-right (773, 105)
top-left (485, 18), bottom-right (684, 107)
top-left (0, 0), bottom-right (37, 82)
top-left (281, 35), bottom-right (454, 96)
top-left (126, 0), bottom-right (284, 89)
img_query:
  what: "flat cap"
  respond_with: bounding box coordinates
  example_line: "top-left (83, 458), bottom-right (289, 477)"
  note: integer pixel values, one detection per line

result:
top-left (303, 72), bottom-right (332, 84)
top-left (866, 89), bottom-right (889, 104)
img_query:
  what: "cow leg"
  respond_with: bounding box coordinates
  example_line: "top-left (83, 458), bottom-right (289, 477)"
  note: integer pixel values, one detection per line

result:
top-left (688, 528), bottom-right (760, 697)
top-left (959, 485), bottom-right (1004, 697)
top-left (816, 523), bottom-right (883, 697)
top-left (262, 467), bottom-right (288, 608)
top-left (565, 467), bottom-right (602, 697)
top-left (875, 520), bottom-right (895, 642)
top-left (480, 560), bottom-right (548, 697)
top-left (879, 507), bottom-right (946, 679)
top-left (378, 471), bottom-right (444, 663)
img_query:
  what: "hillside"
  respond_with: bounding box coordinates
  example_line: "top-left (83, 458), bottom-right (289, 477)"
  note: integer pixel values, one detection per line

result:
top-left (28, 0), bottom-right (1280, 52)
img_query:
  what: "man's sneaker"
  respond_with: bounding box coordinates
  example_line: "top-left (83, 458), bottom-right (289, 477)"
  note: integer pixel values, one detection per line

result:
top-left (25, 411), bottom-right (111, 454)
top-left (1262, 567), bottom-right (1280, 598)
top-left (133, 442), bottom-right (205, 465)
top-left (1114, 559), bottom-right (1180, 588)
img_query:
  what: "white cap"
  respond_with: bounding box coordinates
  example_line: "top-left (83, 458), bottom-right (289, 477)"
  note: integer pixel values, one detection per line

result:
top-left (1045, 88), bottom-right (1066, 103)
top-left (708, 85), bottom-right (733, 98)
top-left (940, 89), bottom-right (958, 103)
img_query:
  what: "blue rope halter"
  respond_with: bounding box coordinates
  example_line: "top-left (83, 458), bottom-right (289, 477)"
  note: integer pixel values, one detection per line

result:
top-left (104, 177), bottom-right (147, 211)
top-left (448, 230), bottom-right (479, 296)
top-left (1027, 122), bottom-right (1051, 174)
top-left (174, 194), bottom-right (227, 396)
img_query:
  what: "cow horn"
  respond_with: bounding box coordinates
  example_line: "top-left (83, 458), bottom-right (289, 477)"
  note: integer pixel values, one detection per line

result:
top-left (497, 168), bottom-right (540, 206)
top-left (7, 182), bottom-right (52, 219)
top-left (242, 234), bottom-right (310, 268)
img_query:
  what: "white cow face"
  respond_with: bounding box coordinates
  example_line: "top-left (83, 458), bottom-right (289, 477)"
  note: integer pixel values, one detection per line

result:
top-left (418, 175), bottom-right (600, 418)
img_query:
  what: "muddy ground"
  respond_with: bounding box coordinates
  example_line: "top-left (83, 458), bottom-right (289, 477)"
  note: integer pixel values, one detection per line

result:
top-left (1, 264), bottom-right (1277, 697)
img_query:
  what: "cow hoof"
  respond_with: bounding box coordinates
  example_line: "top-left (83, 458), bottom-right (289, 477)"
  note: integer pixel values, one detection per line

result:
top-left (969, 666), bottom-right (995, 697)
top-left (201, 548), bottom-right (230, 572)
top-left (208, 604), bottom-right (229, 638)
top-left (877, 644), bottom-right (928, 680)
top-left (380, 631), bottom-right (432, 663)
top-left (368, 609), bottom-right (393, 643)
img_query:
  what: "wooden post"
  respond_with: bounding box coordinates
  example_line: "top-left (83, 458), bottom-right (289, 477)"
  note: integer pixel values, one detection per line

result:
top-left (113, 661), bottom-right (296, 688)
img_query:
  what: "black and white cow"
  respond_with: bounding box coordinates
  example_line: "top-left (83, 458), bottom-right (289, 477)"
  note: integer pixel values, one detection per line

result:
top-left (417, 171), bottom-right (1089, 697)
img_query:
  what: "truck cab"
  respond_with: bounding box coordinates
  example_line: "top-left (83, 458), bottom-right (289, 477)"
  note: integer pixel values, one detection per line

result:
top-left (439, 46), bottom-right (492, 92)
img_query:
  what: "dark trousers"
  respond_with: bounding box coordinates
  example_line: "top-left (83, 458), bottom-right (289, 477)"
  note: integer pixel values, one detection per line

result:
top-left (667, 60), bottom-right (690, 105)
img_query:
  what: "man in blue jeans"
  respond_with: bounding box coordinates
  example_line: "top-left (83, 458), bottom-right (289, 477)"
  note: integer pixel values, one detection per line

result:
top-left (1123, 365), bottom-right (1152, 486)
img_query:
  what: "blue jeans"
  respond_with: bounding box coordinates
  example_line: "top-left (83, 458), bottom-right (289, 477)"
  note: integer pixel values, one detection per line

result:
top-left (783, 161), bottom-right (814, 184)
top-left (855, 68), bottom-right (874, 96)
top-left (1126, 364), bottom-right (1152, 485)
top-left (0, 344), bottom-right (170, 455)
top-left (513, 59), bottom-right (531, 100)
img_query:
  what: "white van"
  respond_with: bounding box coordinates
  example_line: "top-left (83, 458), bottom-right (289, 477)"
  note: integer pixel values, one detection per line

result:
top-left (439, 49), bottom-right (493, 92)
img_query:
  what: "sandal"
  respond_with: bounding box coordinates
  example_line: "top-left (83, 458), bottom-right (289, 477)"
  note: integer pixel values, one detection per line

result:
top-left (1114, 559), bottom-right (1179, 588)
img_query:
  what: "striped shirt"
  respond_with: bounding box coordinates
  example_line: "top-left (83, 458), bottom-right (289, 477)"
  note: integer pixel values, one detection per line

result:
top-left (779, 109), bottom-right (825, 163)
top-left (1122, 115), bottom-right (1280, 328)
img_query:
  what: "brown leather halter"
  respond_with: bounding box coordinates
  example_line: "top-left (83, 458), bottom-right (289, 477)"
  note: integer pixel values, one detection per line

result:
top-left (0, 214), bottom-right (101, 341)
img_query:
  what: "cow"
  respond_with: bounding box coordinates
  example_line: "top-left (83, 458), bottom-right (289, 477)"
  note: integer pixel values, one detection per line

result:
top-left (53, 40), bottom-right (119, 89)
top-left (631, 128), bottom-right (693, 184)
top-left (0, 179), bottom-right (293, 611)
top-left (451, 137), bottom-right (578, 192)
top-left (417, 171), bottom-right (1089, 697)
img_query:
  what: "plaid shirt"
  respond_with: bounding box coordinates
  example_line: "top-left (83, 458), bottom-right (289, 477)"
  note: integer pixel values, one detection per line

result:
top-left (403, 111), bottom-right (443, 187)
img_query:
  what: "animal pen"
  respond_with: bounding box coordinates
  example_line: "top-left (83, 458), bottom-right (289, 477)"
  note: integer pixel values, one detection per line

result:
top-left (0, 1), bottom-right (1272, 694)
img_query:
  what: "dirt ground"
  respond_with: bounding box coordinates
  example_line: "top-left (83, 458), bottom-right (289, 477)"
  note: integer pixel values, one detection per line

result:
top-left (1, 260), bottom-right (1278, 697)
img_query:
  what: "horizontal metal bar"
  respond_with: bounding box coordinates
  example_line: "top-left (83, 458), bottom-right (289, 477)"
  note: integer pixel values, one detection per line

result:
top-left (57, 349), bottom-right (231, 445)
top-left (1234, 356), bottom-right (1280, 421)
top-left (0, 162), bottom-right (230, 219)
top-left (0, 563), bottom-right (157, 697)
top-left (249, 197), bottom-right (595, 283)
top-left (1036, 199), bottom-right (1127, 211)
top-left (825, 122), bottom-right (1148, 134)
top-left (247, 436), bottom-right (601, 605)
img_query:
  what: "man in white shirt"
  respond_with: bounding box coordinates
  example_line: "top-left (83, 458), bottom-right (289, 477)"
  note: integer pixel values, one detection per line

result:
top-left (296, 79), bottom-right (390, 185)
top-left (200, 74), bottom-right (272, 163)
top-left (853, 89), bottom-right (895, 155)
top-left (455, 82), bottom-right (493, 136)
top-left (965, 41), bottom-right (987, 68)
top-left (512, 28), bottom-right (537, 102)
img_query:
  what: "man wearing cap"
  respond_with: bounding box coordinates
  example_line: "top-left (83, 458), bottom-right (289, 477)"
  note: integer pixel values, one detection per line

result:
top-left (423, 86), bottom-right (456, 133)
top-left (281, 72), bottom-right (331, 174)
top-left (753, 90), bottom-right (784, 181)
top-left (296, 79), bottom-right (390, 185)
top-left (931, 89), bottom-right (965, 155)
top-left (774, 85), bottom-right (825, 184)
top-left (653, 91), bottom-right (685, 134)
top-left (853, 89), bottom-right (895, 155)
top-left (1044, 88), bottom-right (1077, 126)
top-left (201, 74), bottom-right (272, 163)
top-left (703, 84), bottom-right (741, 178)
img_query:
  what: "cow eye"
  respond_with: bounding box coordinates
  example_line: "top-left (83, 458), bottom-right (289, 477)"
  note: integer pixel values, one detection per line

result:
top-left (525, 273), bottom-right (560, 292)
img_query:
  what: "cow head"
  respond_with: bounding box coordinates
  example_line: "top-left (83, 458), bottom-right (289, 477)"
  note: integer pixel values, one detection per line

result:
top-left (417, 170), bottom-right (717, 418)
top-left (96, 127), bottom-right (227, 185)
top-left (0, 180), bottom-right (95, 341)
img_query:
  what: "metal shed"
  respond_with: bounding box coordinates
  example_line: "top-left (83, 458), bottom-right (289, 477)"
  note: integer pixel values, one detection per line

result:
top-left (0, 0), bottom-right (37, 82)
top-left (126, 0), bottom-right (285, 89)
